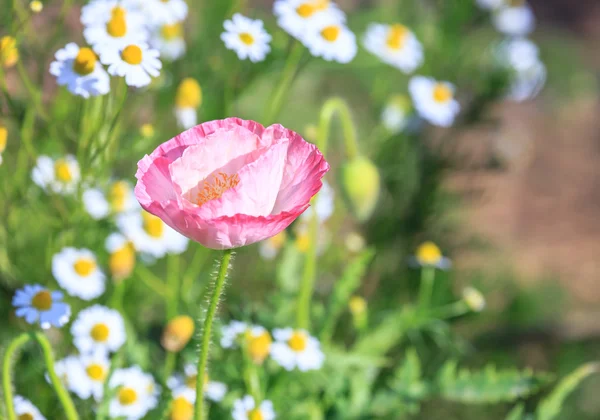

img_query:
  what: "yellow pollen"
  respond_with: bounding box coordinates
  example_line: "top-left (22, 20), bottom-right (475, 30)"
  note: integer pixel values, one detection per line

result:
top-left (170, 396), bottom-right (194, 420)
top-left (110, 244), bottom-right (135, 280)
top-left (161, 23), bottom-right (183, 40)
top-left (0, 126), bottom-right (7, 153)
top-left (31, 290), bottom-right (52, 311)
top-left (321, 25), bottom-right (341, 42)
top-left (118, 387), bottom-right (138, 405)
top-left (106, 14), bottom-right (127, 38)
top-left (195, 172), bottom-right (240, 206)
top-left (121, 45), bottom-right (142, 65)
top-left (142, 212), bottom-right (164, 238)
top-left (239, 32), bottom-right (254, 45)
top-left (247, 408), bottom-right (264, 420)
top-left (386, 24), bottom-right (408, 50)
top-left (432, 83), bottom-right (452, 103)
top-left (247, 331), bottom-right (272, 364)
top-left (175, 78), bottom-right (202, 108)
top-left (416, 241), bottom-right (442, 265)
top-left (0, 36), bottom-right (19, 68)
top-left (86, 363), bottom-right (106, 381)
top-left (73, 258), bottom-right (96, 277)
top-left (90, 323), bottom-right (110, 342)
top-left (54, 159), bottom-right (73, 182)
top-left (111, 6), bottom-right (127, 18)
top-left (288, 331), bottom-right (308, 352)
top-left (18, 414), bottom-right (34, 420)
top-left (109, 181), bottom-right (130, 212)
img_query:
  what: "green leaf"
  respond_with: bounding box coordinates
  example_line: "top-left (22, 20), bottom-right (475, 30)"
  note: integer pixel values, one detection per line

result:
top-left (536, 363), bottom-right (599, 420)
top-left (389, 348), bottom-right (428, 413)
top-left (505, 403), bottom-right (525, 420)
top-left (438, 361), bottom-right (553, 404)
top-left (352, 309), bottom-right (409, 356)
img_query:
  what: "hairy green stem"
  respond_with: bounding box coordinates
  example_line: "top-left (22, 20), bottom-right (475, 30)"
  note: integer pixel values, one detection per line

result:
top-left (2, 333), bottom-right (31, 420)
top-left (417, 266), bottom-right (436, 311)
top-left (194, 249), bottom-right (233, 420)
top-left (34, 332), bottom-right (79, 420)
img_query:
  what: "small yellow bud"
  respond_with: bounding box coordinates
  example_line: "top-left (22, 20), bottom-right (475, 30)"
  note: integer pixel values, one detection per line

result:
top-left (0, 126), bottom-right (7, 153)
top-left (29, 1), bottom-right (43, 13)
top-left (0, 36), bottom-right (19, 68)
top-left (416, 241), bottom-right (442, 266)
top-left (170, 396), bottom-right (193, 420)
top-left (140, 123), bottom-right (155, 138)
top-left (339, 156), bottom-right (380, 222)
top-left (348, 296), bottom-right (366, 315)
top-left (462, 287), bottom-right (485, 312)
top-left (109, 243), bottom-right (135, 281)
top-left (162, 315), bottom-right (194, 352)
top-left (175, 78), bottom-right (202, 109)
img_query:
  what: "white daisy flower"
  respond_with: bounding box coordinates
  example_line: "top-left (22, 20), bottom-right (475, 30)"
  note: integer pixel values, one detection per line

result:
top-left (258, 231), bottom-right (288, 260)
top-left (71, 305), bottom-right (126, 354)
top-left (52, 247), bottom-right (105, 300)
top-left (49, 43), bottom-right (110, 98)
top-left (50, 355), bottom-right (81, 389)
top-left (12, 284), bottom-right (70, 329)
top-left (69, 351), bottom-right (110, 401)
top-left (221, 14), bottom-right (272, 63)
top-left (32, 155), bottom-right (80, 195)
top-left (14, 396), bottom-right (46, 420)
top-left (507, 60), bottom-right (545, 101)
top-left (363, 23), bottom-right (423, 73)
top-left (151, 22), bottom-right (186, 61)
top-left (476, 0), bottom-right (504, 10)
top-left (167, 363), bottom-right (227, 403)
top-left (497, 38), bottom-right (545, 102)
top-left (274, 0), bottom-right (345, 40)
top-left (82, 180), bottom-right (138, 220)
top-left (492, 1), bottom-right (535, 36)
top-left (232, 396), bottom-right (276, 420)
top-left (220, 320), bottom-right (248, 348)
top-left (270, 328), bottom-right (325, 371)
top-left (300, 179), bottom-right (334, 223)
top-left (83, 188), bottom-right (111, 220)
top-left (83, 7), bottom-right (148, 54)
top-left (408, 76), bottom-right (460, 127)
top-left (174, 77), bottom-right (202, 129)
top-left (410, 241), bottom-right (452, 270)
top-left (117, 210), bottom-right (188, 258)
top-left (220, 322), bottom-right (273, 363)
top-left (109, 366), bottom-right (159, 420)
top-left (101, 42), bottom-right (162, 88)
top-left (139, 0), bottom-right (188, 26)
top-left (381, 94), bottom-right (411, 134)
top-left (302, 14), bottom-right (356, 63)
top-left (81, 0), bottom-right (144, 27)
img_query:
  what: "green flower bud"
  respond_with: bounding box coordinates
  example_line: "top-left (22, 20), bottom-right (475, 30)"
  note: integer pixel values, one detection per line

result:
top-left (339, 156), bottom-right (380, 221)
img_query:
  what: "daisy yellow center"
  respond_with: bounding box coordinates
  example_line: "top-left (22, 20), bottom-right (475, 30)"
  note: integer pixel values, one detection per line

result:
top-left (72, 47), bottom-right (97, 76)
top-left (18, 414), bottom-right (34, 420)
top-left (247, 409), bottom-right (264, 420)
top-left (73, 257), bottom-right (96, 277)
top-left (31, 290), bottom-right (52, 311)
top-left (121, 45), bottom-right (143, 65)
top-left (416, 241), bottom-right (442, 265)
top-left (162, 23), bottom-right (183, 40)
top-left (184, 372), bottom-right (208, 389)
top-left (86, 363), bottom-right (107, 381)
top-left (195, 172), bottom-right (240, 206)
top-left (111, 6), bottom-right (127, 18)
top-left (91, 323), bottom-right (110, 342)
top-left (170, 396), bottom-right (194, 420)
top-left (175, 78), bottom-right (202, 108)
top-left (239, 32), bottom-right (254, 45)
top-left (118, 387), bottom-right (138, 405)
top-left (0, 126), bottom-right (7, 152)
top-left (288, 331), bottom-right (308, 352)
top-left (54, 159), bottom-right (73, 182)
top-left (109, 181), bottom-right (129, 212)
top-left (142, 212), bottom-right (164, 238)
top-left (386, 24), bottom-right (408, 50)
top-left (296, 0), bottom-right (329, 18)
top-left (247, 331), bottom-right (272, 363)
top-left (432, 83), bottom-right (452, 103)
top-left (0, 36), bottom-right (18, 68)
top-left (106, 14), bottom-right (127, 38)
top-left (110, 244), bottom-right (135, 279)
top-left (321, 25), bottom-right (341, 42)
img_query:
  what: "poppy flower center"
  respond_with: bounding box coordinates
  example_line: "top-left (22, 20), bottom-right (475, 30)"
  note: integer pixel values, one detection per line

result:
top-left (18, 413), bottom-right (34, 420)
top-left (386, 24), bottom-right (408, 50)
top-left (170, 396), bottom-right (193, 420)
top-left (73, 258), bottom-right (96, 276)
top-left (72, 47), bottom-right (97, 75)
top-left (432, 83), bottom-right (452, 103)
top-left (288, 331), bottom-right (308, 351)
top-left (90, 323), bottom-right (110, 342)
top-left (321, 25), bottom-right (340, 42)
top-left (239, 32), bottom-right (254, 45)
top-left (86, 363), bottom-right (106, 381)
top-left (246, 331), bottom-right (272, 363)
top-left (54, 159), bottom-right (73, 182)
top-left (416, 241), bottom-right (442, 265)
top-left (121, 45), bottom-right (143, 65)
top-left (195, 172), bottom-right (240, 206)
top-left (31, 290), bottom-right (52, 311)
top-left (142, 212), bottom-right (164, 238)
top-left (110, 181), bottom-right (129, 212)
top-left (106, 15), bottom-right (127, 38)
top-left (161, 23), bottom-right (182, 40)
top-left (118, 387), bottom-right (138, 405)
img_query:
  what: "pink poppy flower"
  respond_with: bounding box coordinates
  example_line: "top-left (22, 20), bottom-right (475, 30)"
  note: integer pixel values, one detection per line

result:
top-left (135, 118), bottom-right (329, 249)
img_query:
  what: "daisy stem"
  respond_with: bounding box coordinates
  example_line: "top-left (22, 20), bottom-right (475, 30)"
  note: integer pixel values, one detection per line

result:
top-left (2, 333), bottom-right (31, 420)
top-left (194, 249), bottom-right (233, 420)
top-left (428, 300), bottom-right (470, 320)
top-left (33, 332), bottom-right (80, 420)
top-left (417, 266), bottom-right (436, 312)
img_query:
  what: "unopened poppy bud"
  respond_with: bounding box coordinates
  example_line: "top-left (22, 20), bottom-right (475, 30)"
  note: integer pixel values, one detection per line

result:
top-left (462, 287), bottom-right (485, 312)
top-left (162, 315), bottom-right (194, 352)
top-left (339, 156), bottom-right (380, 221)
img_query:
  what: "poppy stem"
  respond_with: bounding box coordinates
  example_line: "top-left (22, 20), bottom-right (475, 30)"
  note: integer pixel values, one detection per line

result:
top-left (194, 249), bottom-right (233, 420)
top-left (2, 333), bottom-right (31, 420)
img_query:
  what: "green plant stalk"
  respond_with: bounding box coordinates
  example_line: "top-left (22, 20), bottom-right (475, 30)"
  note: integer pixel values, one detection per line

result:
top-left (2, 333), bottom-right (31, 420)
top-left (34, 332), bottom-right (79, 420)
top-left (317, 98), bottom-right (359, 159)
top-left (242, 342), bottom-right (262, 403)
top-left (136, 264), bottom-right (171, 296)
top-left (194, 249), bottom-right (233, 420)
top-left (166, 253), bottom-right (180, 319)
top-left (428, 300), bottom-right (469, 320)
top-left (417, 266), bottom-right (436, 312)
